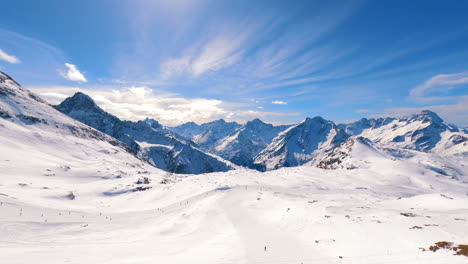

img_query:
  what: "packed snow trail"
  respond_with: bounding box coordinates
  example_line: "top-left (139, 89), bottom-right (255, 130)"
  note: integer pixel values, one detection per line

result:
top-left (217, 186), bottom-right (330, 264)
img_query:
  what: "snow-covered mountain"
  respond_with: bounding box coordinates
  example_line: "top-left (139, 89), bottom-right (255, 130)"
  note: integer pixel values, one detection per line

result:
top-left (212, 118), bottom-right (290, 167)
top-left (314, 136), bottom-right (386, 170)
top-left (0, 72), bottom-right (135, 155)
top-left (53, 92), bottom-right (142, 152)
top-left (338, 110), bottom-right (467, 155)
top-left (56, 92), bottom-right (234, 174)
top-left (0, 71), bottom-right (165, 193)
top-left (170, 121), bottom-right (203, 140)
top-left (171, 119), bottom-right (241, 150)
top-left (253, 116), bottom-right (349, 171)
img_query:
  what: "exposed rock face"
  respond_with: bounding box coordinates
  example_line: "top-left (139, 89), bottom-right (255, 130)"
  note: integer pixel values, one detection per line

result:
top-left (315, 137), bottom-right (377, 170)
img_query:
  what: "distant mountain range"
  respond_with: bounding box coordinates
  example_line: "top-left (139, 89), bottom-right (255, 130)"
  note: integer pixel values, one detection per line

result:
top-left (338, 110), bottom-right (467, 155)
top-left (172, 111), bottom-right (467, 171)
top-left (55, 92), bottom-right (234, 174)
top-left (171, 118), bottom-right (289, 168)
top-left (1, 71), bottom-right (467, 174)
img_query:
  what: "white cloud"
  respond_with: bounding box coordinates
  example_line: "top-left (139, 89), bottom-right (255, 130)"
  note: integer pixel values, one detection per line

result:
top-left (160, 32), bottom-right (249, 78)
top-left (30, 85), bottom-right (298, 126)
top-left (191, 35), bottom-right (245, 77)
top-left (272, 100), bottom-right (288, 105)
top-left (0, 49), bottom-right (21, 64)
top-left (111, 2), bottom-right (365, 95)
top-left (160, 56), bottom-right (192, 78)
top-left (410, 72), bottom-right (468, 102)
top-left (61, 63), bottom-right (87, 82)
top-left (355, 109), bottom-right (369, 113)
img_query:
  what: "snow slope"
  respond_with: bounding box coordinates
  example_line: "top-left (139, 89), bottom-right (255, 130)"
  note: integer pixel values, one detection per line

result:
top-left (0, 70), bottom-right (166, 206)
top-left (1, 147), bottom-right (467, 263)
top-left (56, 92), bottom-right (234, 174)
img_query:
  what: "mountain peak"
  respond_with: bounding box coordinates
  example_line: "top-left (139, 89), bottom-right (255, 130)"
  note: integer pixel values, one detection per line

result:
top-left (55, 92), bottom-right (104, 115)
top-left (246, 118), bottom-right (267, 128)
top-left (143, 118), bottom-right (161, 128)
top-left (409, 110), bottom-right (444, 124)
top-left (71, 91), bottom-right (95, 103)
top-left (303, 116), bottom-right (327, 124)
top-left (65, 92), bottom-right (96, 106)
top-left (249, 118), bottom-right (263, 123)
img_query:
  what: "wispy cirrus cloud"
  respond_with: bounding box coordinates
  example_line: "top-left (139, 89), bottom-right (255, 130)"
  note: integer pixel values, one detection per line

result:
top-left (160, 56), bottom-right (192, 78)
top-left (0, 28), bottom-right (66, 82)
top-left (160, 18), bottom-right (263, 79)
top-left (191, 35), bottom-right (244, 77)
top-left (0, 49), bottom-right (20, 64)
top-left (355, 109), bottom-right (369, 113)
top-left (61, 63), bottom-right (88, 82)
top-left (115, 0), bottom-right (364, 91)
top-left (409, 72), bottom-right (468, 102)
top-left (272, 100), bottom-right (287, 105)
top-left (160, 35), bottom-right (245, 79)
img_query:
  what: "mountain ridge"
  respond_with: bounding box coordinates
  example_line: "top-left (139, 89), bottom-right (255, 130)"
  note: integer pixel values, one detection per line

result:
top-left (338, 110), bottom-right (467, 155)
top-left (56, 90), bottom-right (468, 172)
top-left (4, 71), bottom-right (465, 174)
top-left (253, 116), bottom-right (349, 171)
top-left (56, 92), bottom-right (235, 174)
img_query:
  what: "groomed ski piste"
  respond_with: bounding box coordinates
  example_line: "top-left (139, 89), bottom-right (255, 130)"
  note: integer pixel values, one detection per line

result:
top-left (0, 72), bottom-right (467, 263)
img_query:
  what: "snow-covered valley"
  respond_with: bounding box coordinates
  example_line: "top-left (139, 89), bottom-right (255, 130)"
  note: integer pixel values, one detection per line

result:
top-left (1, 71), bottom-right (467, 263)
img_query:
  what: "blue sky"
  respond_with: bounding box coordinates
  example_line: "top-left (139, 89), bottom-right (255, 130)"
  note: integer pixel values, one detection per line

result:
top-left (0, 0), bottom-right (467, 126)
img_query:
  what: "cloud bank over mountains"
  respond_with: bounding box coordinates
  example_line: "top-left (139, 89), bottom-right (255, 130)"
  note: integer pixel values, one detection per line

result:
top-left (31, 85), bottom-right (299, 126)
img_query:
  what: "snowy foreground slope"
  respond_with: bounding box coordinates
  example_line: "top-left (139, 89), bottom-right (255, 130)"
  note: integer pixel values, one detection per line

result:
top-left (1, 148), bottom-right (467, 263)
top-left (1, 72), bottom-right (468, 263)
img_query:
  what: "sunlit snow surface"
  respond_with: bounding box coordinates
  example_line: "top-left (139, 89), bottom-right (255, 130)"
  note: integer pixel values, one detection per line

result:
top-left (1, 140), bottom-right (467, 263)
